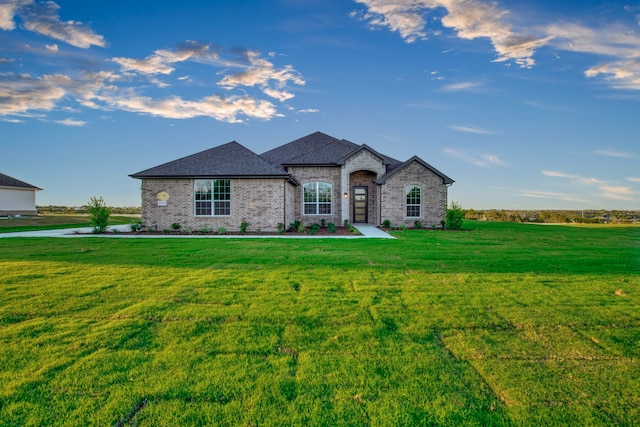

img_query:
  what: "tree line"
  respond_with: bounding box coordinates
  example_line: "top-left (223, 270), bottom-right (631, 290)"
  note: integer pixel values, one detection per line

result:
top-left (37, 205), bottom-right (141, 215)
top-left (464, 209), bottom-right (640, 224)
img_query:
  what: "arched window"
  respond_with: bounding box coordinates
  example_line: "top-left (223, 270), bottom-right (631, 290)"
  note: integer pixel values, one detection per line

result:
top-left (303, 182), bottom-right (332, 215)
top-left (406, 185), bottom-right (421, 217)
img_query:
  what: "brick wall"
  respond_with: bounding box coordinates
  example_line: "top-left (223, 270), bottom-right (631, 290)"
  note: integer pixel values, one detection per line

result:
top-left (287, 166), bottom-right (342, 226)
top-left (380, 161), bottom-right (448, 228)
top-left (140, 178), bottom-right (287, 232)
top-left (340, 150), bottom-right (386, 224)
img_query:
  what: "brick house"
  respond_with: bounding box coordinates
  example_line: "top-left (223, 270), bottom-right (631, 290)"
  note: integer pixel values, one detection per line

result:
top-left (0, 173), bottom-right (41, 216)
top-left (130, 132), bottom-right (454, 231)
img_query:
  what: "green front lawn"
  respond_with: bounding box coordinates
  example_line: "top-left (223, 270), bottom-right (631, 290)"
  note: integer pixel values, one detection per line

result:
top-left (0, 221), bottom-right (638, 425)
top-left (0, 215), bottom-right (136, 233)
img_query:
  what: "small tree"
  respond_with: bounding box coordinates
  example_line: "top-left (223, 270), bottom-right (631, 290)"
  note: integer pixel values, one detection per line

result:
top-left (445, 201), bottom-right (464, 230)
top-left (87, 196), bottom-right (110, 233)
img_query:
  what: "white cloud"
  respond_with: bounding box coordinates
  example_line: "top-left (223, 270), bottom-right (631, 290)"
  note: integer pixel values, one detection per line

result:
top-left (97, 93), bottom-right (280, 123)
top-left (298, 108), bottom-right (319, 113)
top-left (112, 45), bottom-right (305, 102)
top-left (542, 170), bottom-right (602, 184)
top-left (542, 170), bottom-right (636, 202)
top-left (448, 124), bottom-right (495, 134)
top-left (517, 190), bottom-right (590, 204)
top-left (542, 170), bottom-right (579, 179)
top-left (1, 117), bottom-right (24, 123)
top-left (354, 0), bottom-right (640, 89)
top-left (0, 73), bottom-right (69, 116)
top-left (627, 177), bottom-right (640, 183)
top-left (444, 148), bottom-right (506, 167)
top-left (217, 49), bottom-right (305, 101)
top-left (55, 118), bottom-right (85, 126)
top-left (354, 0), bottom-right (549, 67)
top-left (112, 41), bottom-right (218, 75)
top-left (0, 2), bottom-right (310, 123)
top-left (595, 149), bottom-right (637, 159)
top-left (0, 0), bottom-right (31, 30)
top-left (0, 40), bottom-right (307, 123)
top-left (19, 1), bottom-right (105, 48)
top-left (599, 184), bottom-right (635, 200)
top-left (440, 80), bottom-right (484, 92)
top-left (481, 153), bottom-right (506, 166)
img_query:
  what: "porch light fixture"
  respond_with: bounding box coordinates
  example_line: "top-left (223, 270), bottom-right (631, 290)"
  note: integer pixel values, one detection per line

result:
top-left (343, 192), bottom-right (348, 199)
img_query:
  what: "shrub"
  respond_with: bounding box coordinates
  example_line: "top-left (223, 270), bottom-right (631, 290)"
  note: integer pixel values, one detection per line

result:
top-left (327, 222), bottom-right (337, 233)
top-left (309, 223), bottom-right (320, 235)
top-left (239, 221), bottom-right (249, 235)
top-left (171, 223), bottom-right (181, 231)
top-left (200, 226), bottom-right (212, 234)
top-left (446, 201), bottom-right (464, 230)
top-left (182, 226), bottom-right (192, 234)
top-left (130, 222), bottom-right (142, 232)
top-left (382, 219), bottom-right (391, 229)
top-left (217, 227), bottom-right (227, 235)
top-left (289, 220), bottom-right (301, 231)
top-left (277, 223), bottom-right (285, 235)
top-left (162, 228), bottom-right (171, 234)
top-left (320, 219), bottom-right (326, 227)
top-left (87, 196), bottom-right (110, 233)
top-left (297, 222), bottom-right (306, 234)
top-left (414, 220), bottom-right (423, 229)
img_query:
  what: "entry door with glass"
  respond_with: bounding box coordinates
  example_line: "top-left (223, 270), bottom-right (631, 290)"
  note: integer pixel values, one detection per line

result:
top-left (353, 187), bottom-right (367, 223)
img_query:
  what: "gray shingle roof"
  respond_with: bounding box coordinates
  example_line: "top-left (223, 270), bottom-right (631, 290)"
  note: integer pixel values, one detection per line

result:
top-left (260, 131), bottom-right (360, 166)
top-left (0, 173), bottom-right (41, 190)
top-left (376, 156), bottom-right (454, 185)
top-left (129, 132), bottom-right (453, 186)
top-left (130, 141), bottom-right (289, 178)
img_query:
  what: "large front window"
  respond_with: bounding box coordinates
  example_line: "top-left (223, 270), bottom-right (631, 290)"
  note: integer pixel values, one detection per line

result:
top-left (195, 179), bottom-right (230, 216)
top-left (406, 185), bottom-right (421, 217)
top-left (303, 182), bottom-right (332, 215)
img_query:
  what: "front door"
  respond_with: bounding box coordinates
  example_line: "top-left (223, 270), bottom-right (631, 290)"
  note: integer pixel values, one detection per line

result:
top-left (353, 187), bottom-right (367, 223)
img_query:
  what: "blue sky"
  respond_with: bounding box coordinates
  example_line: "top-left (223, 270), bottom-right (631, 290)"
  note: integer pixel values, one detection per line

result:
top-left (1, 0), bottom-right (639, 209)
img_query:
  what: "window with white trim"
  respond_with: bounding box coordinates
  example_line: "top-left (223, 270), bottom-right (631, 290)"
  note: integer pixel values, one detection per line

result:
top-left (194, 179), bottom-right (230, 216)
top-left (406, 185), bottom-right (421, 217)
top-left (303, 182), bottom-right (332, 215)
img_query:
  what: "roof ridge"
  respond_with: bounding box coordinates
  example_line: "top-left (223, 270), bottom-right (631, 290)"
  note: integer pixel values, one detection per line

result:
top-left (286, 135), bottom-right (343, 162)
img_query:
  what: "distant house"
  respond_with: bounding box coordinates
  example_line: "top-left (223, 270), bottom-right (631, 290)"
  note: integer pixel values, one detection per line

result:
top-left (0, 173), bottom-right (42, 216)
top-left (130, 132), bottom-right (454, 231)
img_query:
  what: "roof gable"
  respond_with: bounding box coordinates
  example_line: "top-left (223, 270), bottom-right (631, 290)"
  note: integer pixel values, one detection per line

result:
top-left (260, 131), bottom-right (359, 166)
top-left (0, 173), bottom-right (41, 190)
top-left (130, 141), bottom-right (289, 178)
top-left (337, 143), bottom-right (401, 167)
top-left (376, 156), bottom-right (454, 185)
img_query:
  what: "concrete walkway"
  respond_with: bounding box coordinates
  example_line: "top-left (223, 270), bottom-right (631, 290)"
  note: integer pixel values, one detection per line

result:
top-left (352, 224), bottom-right (395, 239)
top-left (0, 224), bottom-right (395, 239)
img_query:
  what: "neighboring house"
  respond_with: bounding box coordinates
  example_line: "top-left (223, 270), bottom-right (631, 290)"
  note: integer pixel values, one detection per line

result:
top-left (0, 173), bottom-right (42, 216)
top-left (130, 132), bottom-right (454, 231)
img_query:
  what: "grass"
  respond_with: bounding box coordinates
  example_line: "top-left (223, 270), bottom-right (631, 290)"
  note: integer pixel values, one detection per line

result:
top-left (0, 214), bottom-right (136, 233)
top-left (0, 221), bottom-right (638, 426)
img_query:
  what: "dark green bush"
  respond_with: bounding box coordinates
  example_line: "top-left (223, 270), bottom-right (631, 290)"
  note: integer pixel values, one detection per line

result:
top-left (446, 201), bottom-right (464, 230)
top-left (87, 196), bottom-right (110, 233)
top-left (239, 221), bottom-right (249, 235)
